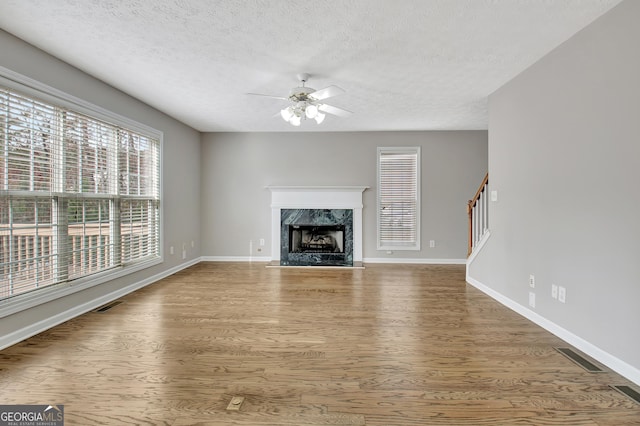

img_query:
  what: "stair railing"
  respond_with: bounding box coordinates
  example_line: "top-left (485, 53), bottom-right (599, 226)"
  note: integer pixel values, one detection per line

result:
top-left (467, 173), bottom-right (489, 256)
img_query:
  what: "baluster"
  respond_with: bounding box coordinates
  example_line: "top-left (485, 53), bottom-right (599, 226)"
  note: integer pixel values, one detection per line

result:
top-left (18, 236), bottom-right (24, 278)
top-left (478, 192), bottom-right (484, 246)
top-left (481, 192), bottom-right (484, 241)
top-left (73, 235), bottom-right (78, 275)
top-left (25, 235), bottom-right (31, 282)
top-left (478, 189), bottom-right (487, 239)
top-left (472, 202), bottom-right (476, 248)
top-left (45, 235), bottom-right (51, 281)
top-left (98, 235), bottom-right (103, 269)
top-left (467, 173), bottom-right (489, 257)
top-left (484, 182), bottom-right (489, 232)
top-left (90, 235), bottom-right (95, 272)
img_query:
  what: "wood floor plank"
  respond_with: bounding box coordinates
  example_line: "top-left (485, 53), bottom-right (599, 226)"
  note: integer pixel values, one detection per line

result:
top-left (0, 262), bottom-right (638, 425)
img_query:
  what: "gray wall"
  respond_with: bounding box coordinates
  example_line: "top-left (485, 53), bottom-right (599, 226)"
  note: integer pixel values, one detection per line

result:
top-left (0, 31), bottom-right (201, 339)
top-left (200, 131), bottom-right (487, 261)
top-left (469, 0), bottom-right (640, 375)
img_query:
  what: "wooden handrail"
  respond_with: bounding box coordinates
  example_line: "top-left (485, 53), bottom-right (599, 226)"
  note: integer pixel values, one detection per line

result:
top-left (467, 173), bottom-right (489, 256)
top-left (468, 173), bottom-right (489, 210)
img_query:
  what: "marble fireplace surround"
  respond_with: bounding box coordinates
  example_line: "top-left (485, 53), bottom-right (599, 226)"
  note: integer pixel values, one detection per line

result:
top-left (268, 186), bottom-right (368, 266)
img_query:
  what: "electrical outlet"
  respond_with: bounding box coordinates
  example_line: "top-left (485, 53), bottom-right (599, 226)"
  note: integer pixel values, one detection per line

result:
top-left (558, 286), bottom-right (566, 303)
top-left (429, 240), bottom-right (435, 248)
top-left (529, 292), bottom-right (536, 308)
top-left (529, 274), bottom-right (535, 288)
top-left (259, 238), bottom-right (265, 246)
top-left (191, 240), bottom-right (195, 248)
top-left (551, 284), bottom-right (558, 299)
top-left (169, 246), bottom-right (174, 255)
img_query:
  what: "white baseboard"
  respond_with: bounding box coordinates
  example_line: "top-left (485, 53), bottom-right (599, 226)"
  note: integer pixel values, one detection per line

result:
top-left (200, 256), bottom-right (466, 265)
top-left (0, 258), bottom-right (200, 351)
top-left (465, 275), bottom-right (640, 386)
top-left (364, 257), bottom-right (466, 265)
top-left (200, 256), bottom-right (271, 262)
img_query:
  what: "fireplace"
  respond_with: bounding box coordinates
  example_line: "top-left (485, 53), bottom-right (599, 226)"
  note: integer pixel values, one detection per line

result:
top-left (280, 209), bottom-right (352, 266)
top-left (289, 225), bottom-right (345, 254)
top-left (268, 186), bottom-right (368, 267)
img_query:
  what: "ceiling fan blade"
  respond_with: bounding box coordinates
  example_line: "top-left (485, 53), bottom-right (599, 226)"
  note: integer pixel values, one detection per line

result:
top-left (318, 103), bottom-right (352, 117)
top-left (246, 93), bottom-right (288, 101)
top-left (308, 85), bottom-right (345, 101)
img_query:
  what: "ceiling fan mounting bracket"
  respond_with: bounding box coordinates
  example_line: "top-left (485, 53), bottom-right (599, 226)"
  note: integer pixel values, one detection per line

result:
top-left (288, 86), bottom-right (315, 102)
top-left (290, 73), bottom-right (315, 100)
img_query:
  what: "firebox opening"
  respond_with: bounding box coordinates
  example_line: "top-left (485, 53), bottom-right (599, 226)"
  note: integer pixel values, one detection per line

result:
top-left (289, 225), bottom-right (345, 254)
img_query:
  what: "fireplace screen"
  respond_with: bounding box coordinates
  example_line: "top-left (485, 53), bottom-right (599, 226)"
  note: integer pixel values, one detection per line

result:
top-left (289, 225), bottom-right (345, 253)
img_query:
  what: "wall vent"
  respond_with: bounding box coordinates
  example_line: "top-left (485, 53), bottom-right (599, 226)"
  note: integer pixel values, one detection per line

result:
top-left (555, 347), bottom-right (604, 372)
top-left (611, 385), bottom-right (640, 405)
top-left (93, 301), bottom-right (122, 313)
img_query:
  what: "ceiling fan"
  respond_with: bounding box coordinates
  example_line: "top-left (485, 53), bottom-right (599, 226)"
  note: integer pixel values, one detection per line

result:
top-left (247, 73), bottom-right (352, 126)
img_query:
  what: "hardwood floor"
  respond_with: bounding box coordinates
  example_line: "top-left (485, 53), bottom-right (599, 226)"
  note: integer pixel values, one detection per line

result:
top-left (1, 262), bottom-right (638, 425)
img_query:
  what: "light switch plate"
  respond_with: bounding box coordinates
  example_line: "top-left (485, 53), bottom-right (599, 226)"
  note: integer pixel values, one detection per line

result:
top-left (558, 286), bottom-right (566, 303)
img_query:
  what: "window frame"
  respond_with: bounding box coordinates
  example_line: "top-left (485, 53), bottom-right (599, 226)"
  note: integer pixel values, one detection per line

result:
top-left (0, 66), bottom-right (163, 318)
top-left (377, 146), bottom-right (421, 251)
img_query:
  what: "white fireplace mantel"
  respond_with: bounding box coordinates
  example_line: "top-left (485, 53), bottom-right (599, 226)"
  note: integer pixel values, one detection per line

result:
top-left (267, 186), bottom-right (368, 263)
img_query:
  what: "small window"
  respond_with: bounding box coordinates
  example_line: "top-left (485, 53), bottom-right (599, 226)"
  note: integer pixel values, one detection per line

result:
top-left (377, 147), bottom-right (420, 250)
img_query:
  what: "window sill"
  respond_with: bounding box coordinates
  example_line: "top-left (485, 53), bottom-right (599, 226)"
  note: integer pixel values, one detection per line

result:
top-left (0, 257), bottom-right (162, 319)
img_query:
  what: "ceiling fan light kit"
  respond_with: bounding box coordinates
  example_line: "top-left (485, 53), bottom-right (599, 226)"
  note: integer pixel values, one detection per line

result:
top-left (281, 104), bottom-right (325, 126)
top-left (248, 73), bottom-right (351, 127)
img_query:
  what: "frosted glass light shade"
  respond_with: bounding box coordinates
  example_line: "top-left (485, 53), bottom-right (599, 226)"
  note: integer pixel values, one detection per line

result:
top-left (305, 104), bottom-right (318, 119)
top-left (281, 108), bottom-right (293, 121)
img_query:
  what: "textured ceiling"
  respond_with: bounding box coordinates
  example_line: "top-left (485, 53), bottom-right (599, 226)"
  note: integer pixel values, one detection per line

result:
top-left (0, 0), bottom-right (623, 132)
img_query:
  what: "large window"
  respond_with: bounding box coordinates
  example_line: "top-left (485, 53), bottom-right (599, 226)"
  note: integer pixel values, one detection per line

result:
top-left (0, 83), bottom-right (160, 302)
top-left (377, 147), bottom-right (420, 250)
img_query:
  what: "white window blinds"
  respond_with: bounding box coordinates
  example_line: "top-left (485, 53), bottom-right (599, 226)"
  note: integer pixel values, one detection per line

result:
top-left (0, 86), bottom-right (160, 301)
top-left (377, 147), bottom-right (420, 250)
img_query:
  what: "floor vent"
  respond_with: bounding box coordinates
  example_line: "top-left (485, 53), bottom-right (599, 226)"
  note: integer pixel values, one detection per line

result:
top-left (611, 385), bottom-right (640, 405)
top-left (555, 347), bottom-right (604, 372)
top-left (226, 396), bottom-right (245, 411)
top-left (93, 301), bottom-right (122, 313)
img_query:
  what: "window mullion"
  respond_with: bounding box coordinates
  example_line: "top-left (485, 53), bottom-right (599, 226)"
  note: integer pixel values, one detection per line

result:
top-left (52, 196), bottom-right (68, 282)
top-left (136, 139), bottom-right (141, 196)
top-left (34, 200), bottom-right (39, 287)
top-left (52, 109), bottom-right (68, 282)
top-left (126, 136), bottom-right (131, 195)
top-left (111, 131), bottom-right (121, 266)
top-left (78, 123), bottom-right (83, 194)
top-left (2, 91), bottom-right (7, 190)
top-left (94, 132), bottom-right (99, 194)
top-left (8, 197), bottom-right (14, 295)
top-left (53, 111), bottom-right (64, 193)
top-left (29, 103), bottom-right (35, 192)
